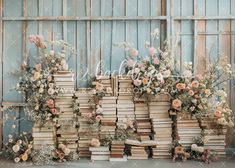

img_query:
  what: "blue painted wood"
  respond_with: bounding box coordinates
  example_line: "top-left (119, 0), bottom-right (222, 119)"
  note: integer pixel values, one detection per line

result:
top-left (3, 0), bottom-right (23, 17)
top-left (101, 0), bottom-right (113, 74)
top-left (111, 0), bottom-right (125, 73)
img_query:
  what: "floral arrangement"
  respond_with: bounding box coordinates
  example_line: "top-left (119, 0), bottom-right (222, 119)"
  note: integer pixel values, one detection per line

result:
top-left (2, 133), bottom-right (33, 163)
top-left (15, 35), bottom-right (75, 125)
top-left (116, 29), bottom-right (174, 96)
top-left (169, 58), bottom-right (235, 126)
top-left (52, 143), bottom-right (71, 162)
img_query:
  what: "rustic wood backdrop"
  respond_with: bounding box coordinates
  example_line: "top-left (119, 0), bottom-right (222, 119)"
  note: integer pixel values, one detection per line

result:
top-left (0, 0), bottom-right (235, 149)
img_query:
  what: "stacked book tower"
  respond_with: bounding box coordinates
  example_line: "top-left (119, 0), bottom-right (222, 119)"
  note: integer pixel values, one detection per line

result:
top-left (116, 76), bottom-right (135, 128)
top-left (201, 121), bottom-right (227, 157)
top-left (89, 146), bottom-right (110, 161)
top-left (128, 146), bottom-right (149, 160)
top-left (109, 140), bottom-right (127, 161)
top-left (134, 95), bottom-right (151, 141)
top-left (148, 94), bottom-right (173, 159)
top-left (99, 96), bottom-right (117, 140)
top-left (32, 121), bottom-right (56, 149)
top-left (176, 119), bottom-right (201, 148)
top-left (54, 71), bottom-right (77, 152)
top-left (75, 89), bottom-right (97, 158)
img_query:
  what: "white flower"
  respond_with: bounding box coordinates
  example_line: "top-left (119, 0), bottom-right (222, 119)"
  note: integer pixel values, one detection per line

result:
top-left (191, 99), bottom-right (197, 104)
top-left (12, 145), bottom-right (20, 153)
top-left (14, 157), bottom-right (20, 163)
top-left (62, 63), bottom-right (69, 70)
top-left (183, 70), bottom-right (192, 77)
top-left (162, 69), bottom-right (171, 78)
top-left (39, 87), bottom-right (44, 93)
top-left (191, 144), bottom-right (197, 150)
top-left (63, 148), bottom-right (71, 156)
top-left (61, 59), bottom-right (67, 65)
top-left (156, 73), bottom-right (163, 81)
top-left (48, 88), bottom-right (55, 95)
top-left (48, 83), bottom-right (54, 88)
top-left (50, 50), bottom-right (55, 56)
top-left (134, 68), bottom-right (140, 74)
top-left (35, 105), bottom-right (39, 110)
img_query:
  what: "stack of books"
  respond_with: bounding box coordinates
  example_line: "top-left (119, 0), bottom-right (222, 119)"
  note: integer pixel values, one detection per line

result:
top-left (203, 128), bottom-right (227, 157)
top-left (32, 121), bottom-right (56, 149)
top-left (89, 146), bottom-right (110, 161)
top-left (54, 71), bottom-right (78, 152)
top-left (117, 76), bottom-right (135, 127)
top-left (134, 100), bottom-right (149, 119)
top-left (148, 101), bottom-right (172, 159)
top-left (109, 140), bottom-right (127, 161)
top-left (75, 89), bottom-right (96, 158)
top-left (100, 118), bottom-right (116, 139)
top-left (128, 146), bottom-right (149, 160)
top-left (96, 76), bottom-right (113, 96)
top-left (101, 96), bottom-right (117, 119)
top-left (136, 119), bottom-right (152, 141)
top-left (177, 119), bottom-right (201, 148)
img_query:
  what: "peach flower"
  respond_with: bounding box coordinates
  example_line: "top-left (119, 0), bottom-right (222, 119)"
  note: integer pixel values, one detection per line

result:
top-left (176, 83), bottom-right (186, 90)
top-left (143, 78), bottom-right (149, 85)
top-left (204, 89), bottom-right (211, 95)
top-left (46, 99), bottom-right (55, 108)
top-left (90, 138), bottom-right (100, 147)
top-left (21, 153), bottom-right (28, 161)
top-left (172, 99), bottom-right (182, 111)
top-left (153, 58), bottom-right (159, 64)
top-left (96, 82), bottom-right (104, 91)
top-left (191, 80), bottom-right (199, 88)
top-left (214, 111), bottom-right (222, 119)
top-left (188, 90), bottom-right (194, 96)
top-left (149, 47), bottom-right (156, 56)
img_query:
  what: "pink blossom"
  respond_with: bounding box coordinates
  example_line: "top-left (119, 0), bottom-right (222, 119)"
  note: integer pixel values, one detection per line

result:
top-left (29, 35), bottom-right (37, 43)
top-left (133, 79), bottom-right (142, 86)
top-left (35, 63), bottom-right (42, 72)
top-left (95, 115), bottom-right (103, 122)
top-left (129, 48), bottom-right (139, 57)
top-left (195, 74), bottom-right (203, 80)
top-left (50, 108), bottom-right (59, 115)
top-left (127, 59), bottom-right (135, 67)
top-left (47, 75), bottom-right (52, 82)
top-left (153, 58), bottom-right (159, 65)
top-left (149, 47), bottom-right (156, 56)
top-left (46, 99), bottom-right (55, 108)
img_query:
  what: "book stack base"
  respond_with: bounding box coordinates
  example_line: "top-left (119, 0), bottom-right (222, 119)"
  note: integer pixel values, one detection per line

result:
top-left (149, 101), bottom-right (172, 159)
top-left (128, 146), bottom-right (149, 160)
top-left (32, 121), bottom-right (56, 150)
top-left (109, 140), bottom-right (127, 161)
top-left (177, 119), bottom-right (201, 148)
top-left (89, 146), bottom-right (110, 161)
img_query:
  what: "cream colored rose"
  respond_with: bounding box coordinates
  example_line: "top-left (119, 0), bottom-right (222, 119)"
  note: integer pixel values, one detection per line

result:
top-left (90, 138), bottom-right (100, 147)
top-left (12, 144), bottom-right (20, 153)
top-left (191, 80), bottom-right (199, 88)
top-left (172, 99), bottom-right (182, 111)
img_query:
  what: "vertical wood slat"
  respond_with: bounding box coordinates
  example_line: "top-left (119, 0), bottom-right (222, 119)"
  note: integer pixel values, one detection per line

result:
top-left (0, 0), bottom-right (3, 150)
top-left (195, 0), bottom-right (206, 74)
top-left (231, 0), bottom-right (235, 109)
top-left (86, 0), bottom-right (91, 81)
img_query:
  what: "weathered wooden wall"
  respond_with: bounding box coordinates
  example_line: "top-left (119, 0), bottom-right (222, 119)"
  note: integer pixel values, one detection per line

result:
top-left (0, 0), bottom-right (235, 148)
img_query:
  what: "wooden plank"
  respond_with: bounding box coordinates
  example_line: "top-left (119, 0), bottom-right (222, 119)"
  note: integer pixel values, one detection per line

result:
top-left (27, 0), bottom-right (38, 17)
top-left (1, 16), bottom-right (168, 21)
top-left (91, 0), bottom-right (101, 76)
top-left (101, 0), bottom-right (112, 73)
top-left (3, 108), bottom-right (20, 143)
top-left (126, 0), bottom-right (138, 51)
top-left (205, 0), bottom-right (218, 60)
top-left (76, 0), bottom-right (88, 87)
top-left (195, 0), bottom-right (206, 74)
top-left (173, 0), bottom-right (182, 70)
top-left (111, 0), bottom-right (125, 73)
top-left (150, 0), bottom-right (162, 47)
top-left (231, 0), bottom-right (235, 109)
top-left (0, 0), bottom-right (2, 150)
top-left (86, 0), bottom-right (91, 85)
top-left (181, 0), bottom-right (193, 63)
top-left (3, 0), bottom-right (23, 17)
top-left (42, 0), bottom-right (53, 44)
top-left (137, 0), bottom-right (151, 57)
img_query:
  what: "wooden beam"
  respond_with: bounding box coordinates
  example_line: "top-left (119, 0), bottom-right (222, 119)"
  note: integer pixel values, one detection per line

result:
top-left (173, 15), bottom-right (235, 20)
top-left (1, 16), bottom-right (168, 21)
top-left (0, 0), bottom-right (2, 151)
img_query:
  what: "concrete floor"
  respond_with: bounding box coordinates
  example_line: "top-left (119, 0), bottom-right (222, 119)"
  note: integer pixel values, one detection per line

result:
top-left (1, 157), bottom-right (235, 168)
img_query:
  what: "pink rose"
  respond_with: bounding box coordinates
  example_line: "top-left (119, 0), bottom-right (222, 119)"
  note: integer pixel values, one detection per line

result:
top-left (133, 79), bottom-right (142, 86)
top-left (129, 48), bottom-right (139, 57)
top-left (91, 138), bottom-right (100, 147)
top-left (46, 99), bottom-right (54, 108)
top-left (149, 47), bottom-right (156, 56)
top-left (35, 64), bottom-right (42, 72)
top-left (95, 115), bottom-right (103, 122)
top-left (50, 108), bottom-right (59, 115)
top-left (47, 75), bottom-right (52, 82)
top-left (127, 59), bottom-right (135, 67)
top-left (153, 58), bottom-right (159, 64)
top-left (29, 35), bottom-right (37, 43)
top-left (195, 74), bottom-right (203, 80)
